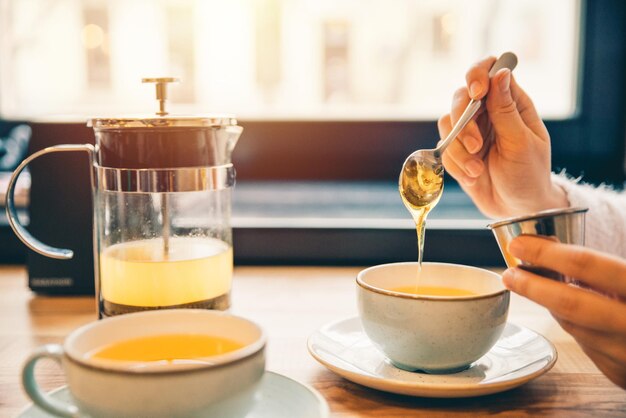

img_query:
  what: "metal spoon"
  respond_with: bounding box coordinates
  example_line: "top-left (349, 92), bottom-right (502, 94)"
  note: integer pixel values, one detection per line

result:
top-left (399, 52), bottom-right (518, 209)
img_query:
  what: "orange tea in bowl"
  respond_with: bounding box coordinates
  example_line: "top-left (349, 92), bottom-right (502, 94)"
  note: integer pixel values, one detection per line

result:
top-left (87, 334), bottom-right (244, 365)
top-left (390, 285), bottom-right (476, 297)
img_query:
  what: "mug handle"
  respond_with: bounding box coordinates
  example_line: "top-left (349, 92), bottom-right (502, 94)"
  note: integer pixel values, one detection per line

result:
top-left (5, 144), bottom-right (95, 260)
top-left (22, 344), bottom-right (80, 418)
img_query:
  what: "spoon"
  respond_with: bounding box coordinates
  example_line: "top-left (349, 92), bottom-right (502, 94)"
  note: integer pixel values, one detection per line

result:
top-left (399, 52), bottom-right (518, 209)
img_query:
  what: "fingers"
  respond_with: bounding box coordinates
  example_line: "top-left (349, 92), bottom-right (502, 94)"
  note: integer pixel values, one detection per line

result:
top-left (508, 236), bottom-right (626, 297)
top-left (446, 137), bottom-right (485, 179)
top-left (442, 155), bottom-right (476, 188)
top-left (509, 76), bottom-right (550, 141)
top-left (465, 56), bottom-right (497, 100)
top-left (437, 114), bottom-right (483, 184)
top-left (464, 55), bottom-right (548, 150)
top-left (484, 69), bottom-right (529, 145)
top-left (465, 55), bottom-right (544, 132)
top-left (502, 267), bottom-right (626, 334)
top-left (449, 88), bottom-right (485, 154)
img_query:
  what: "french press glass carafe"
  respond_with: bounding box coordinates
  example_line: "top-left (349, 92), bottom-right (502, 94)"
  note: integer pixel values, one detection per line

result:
top-left (6, 78), bottom-right (242, 317)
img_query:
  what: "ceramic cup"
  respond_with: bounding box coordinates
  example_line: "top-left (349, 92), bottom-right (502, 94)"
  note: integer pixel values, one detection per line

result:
top-left (22, 309), bottom-right (266, 418)
top-left (357, 262), bottom-right (509, 374)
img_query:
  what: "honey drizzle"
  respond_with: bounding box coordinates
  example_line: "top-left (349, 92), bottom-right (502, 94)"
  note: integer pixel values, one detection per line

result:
top-left (399, 160), bottom-right (444, 272)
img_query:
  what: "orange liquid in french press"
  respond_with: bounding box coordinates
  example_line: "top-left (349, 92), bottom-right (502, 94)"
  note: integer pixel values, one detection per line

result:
top-left (99, 238), bottom-right (233, 316)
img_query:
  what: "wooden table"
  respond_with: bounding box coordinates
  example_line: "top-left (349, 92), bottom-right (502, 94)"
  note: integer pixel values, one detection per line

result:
top-left (0, 265), bottom-right (624, 417)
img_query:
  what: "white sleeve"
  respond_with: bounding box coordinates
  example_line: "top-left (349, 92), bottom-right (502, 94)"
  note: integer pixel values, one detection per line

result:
top-left (551, 172), bottom-right (626, 258)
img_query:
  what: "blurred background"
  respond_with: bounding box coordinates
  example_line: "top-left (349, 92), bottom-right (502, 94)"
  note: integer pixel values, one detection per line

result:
top-left (1, 0), bottom-right (578, 119)
top-left (0, 0), bottom-right (624, 266)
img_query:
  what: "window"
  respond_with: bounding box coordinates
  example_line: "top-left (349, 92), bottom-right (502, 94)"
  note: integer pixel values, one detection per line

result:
top-left (1, 0), bottom-right (579, 120)
top-left (1, 0), bottom-right (625, 265)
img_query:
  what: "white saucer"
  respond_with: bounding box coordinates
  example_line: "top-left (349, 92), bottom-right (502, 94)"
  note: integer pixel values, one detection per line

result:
top-left (18, 371), bottom-right (329, 418)
top-left (308, 317), bottom-right (557, 398)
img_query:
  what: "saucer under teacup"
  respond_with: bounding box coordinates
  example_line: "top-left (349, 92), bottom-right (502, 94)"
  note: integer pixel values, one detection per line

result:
top-left (18, 371), bottom-right (329, 418)
top-left (308, 317), bottom-right (557, 398)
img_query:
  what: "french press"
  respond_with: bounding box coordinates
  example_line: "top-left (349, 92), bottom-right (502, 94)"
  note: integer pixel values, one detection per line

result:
top-left (5, 78), bottom-right (242, 317)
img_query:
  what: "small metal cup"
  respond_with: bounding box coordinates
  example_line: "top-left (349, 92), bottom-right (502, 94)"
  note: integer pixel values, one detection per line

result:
top-left (488, 207), bottom-right (588, 282)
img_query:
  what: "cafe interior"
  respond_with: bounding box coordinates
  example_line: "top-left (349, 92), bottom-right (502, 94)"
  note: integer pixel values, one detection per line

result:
top-left (1, 0), bottom-right (625, 416)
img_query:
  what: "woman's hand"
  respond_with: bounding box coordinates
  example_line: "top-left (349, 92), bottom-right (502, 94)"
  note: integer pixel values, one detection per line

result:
top-left (502, 235), bottom-right (626, 390)
top-left (437, 56), bottom-right (568, 218)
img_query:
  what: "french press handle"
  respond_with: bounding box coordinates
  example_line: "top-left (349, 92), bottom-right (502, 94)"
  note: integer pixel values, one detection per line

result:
top-left (5, 144), bottom-right (95, 260)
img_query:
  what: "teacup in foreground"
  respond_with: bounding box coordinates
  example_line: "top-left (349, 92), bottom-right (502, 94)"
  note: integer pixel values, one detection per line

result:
top-left (22, 309), bottom-right (266, 418)
top-left (357, 262), bottom-right (509, 374)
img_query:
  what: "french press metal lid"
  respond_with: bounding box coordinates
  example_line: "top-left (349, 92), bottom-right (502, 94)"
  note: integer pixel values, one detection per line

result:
top-left (6, 77), bottom-right (242, 259)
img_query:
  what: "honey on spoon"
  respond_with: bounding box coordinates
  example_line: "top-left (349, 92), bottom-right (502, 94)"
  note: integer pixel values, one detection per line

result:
top-left (399, 52), bottom-right (518, 273)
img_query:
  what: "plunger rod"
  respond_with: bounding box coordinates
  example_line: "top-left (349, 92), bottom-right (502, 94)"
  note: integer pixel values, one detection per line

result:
top-left (161, 194), bottom-right (170, 256)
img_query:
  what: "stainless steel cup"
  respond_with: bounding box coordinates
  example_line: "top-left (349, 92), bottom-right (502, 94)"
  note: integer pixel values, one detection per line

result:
top-left (488, 207), bottom-right (588, 282)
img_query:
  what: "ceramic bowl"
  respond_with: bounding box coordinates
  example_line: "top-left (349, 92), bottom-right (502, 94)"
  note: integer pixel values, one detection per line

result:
top-left (357, 262), bottom-right (509, 374)
top-left (23, 309), bottom-right (266, 418)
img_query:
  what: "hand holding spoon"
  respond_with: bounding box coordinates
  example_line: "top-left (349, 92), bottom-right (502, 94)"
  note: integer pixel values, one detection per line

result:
top-left (399, 52), bottom-right (518, 210)
top-left (399, 52), bottom-right (518, 270)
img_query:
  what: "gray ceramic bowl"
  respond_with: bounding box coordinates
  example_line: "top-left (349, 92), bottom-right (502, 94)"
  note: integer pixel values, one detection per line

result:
top-left (357, 262), bottom-right (509, 374)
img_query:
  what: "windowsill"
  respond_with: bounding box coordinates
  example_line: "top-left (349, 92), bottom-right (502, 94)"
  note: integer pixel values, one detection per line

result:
top-left (0, 180), bottom-right (503, 266)
top-left (232, 181), bottom-right (503, 266)
top-left (233, 180), bottom-right (488, 229)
